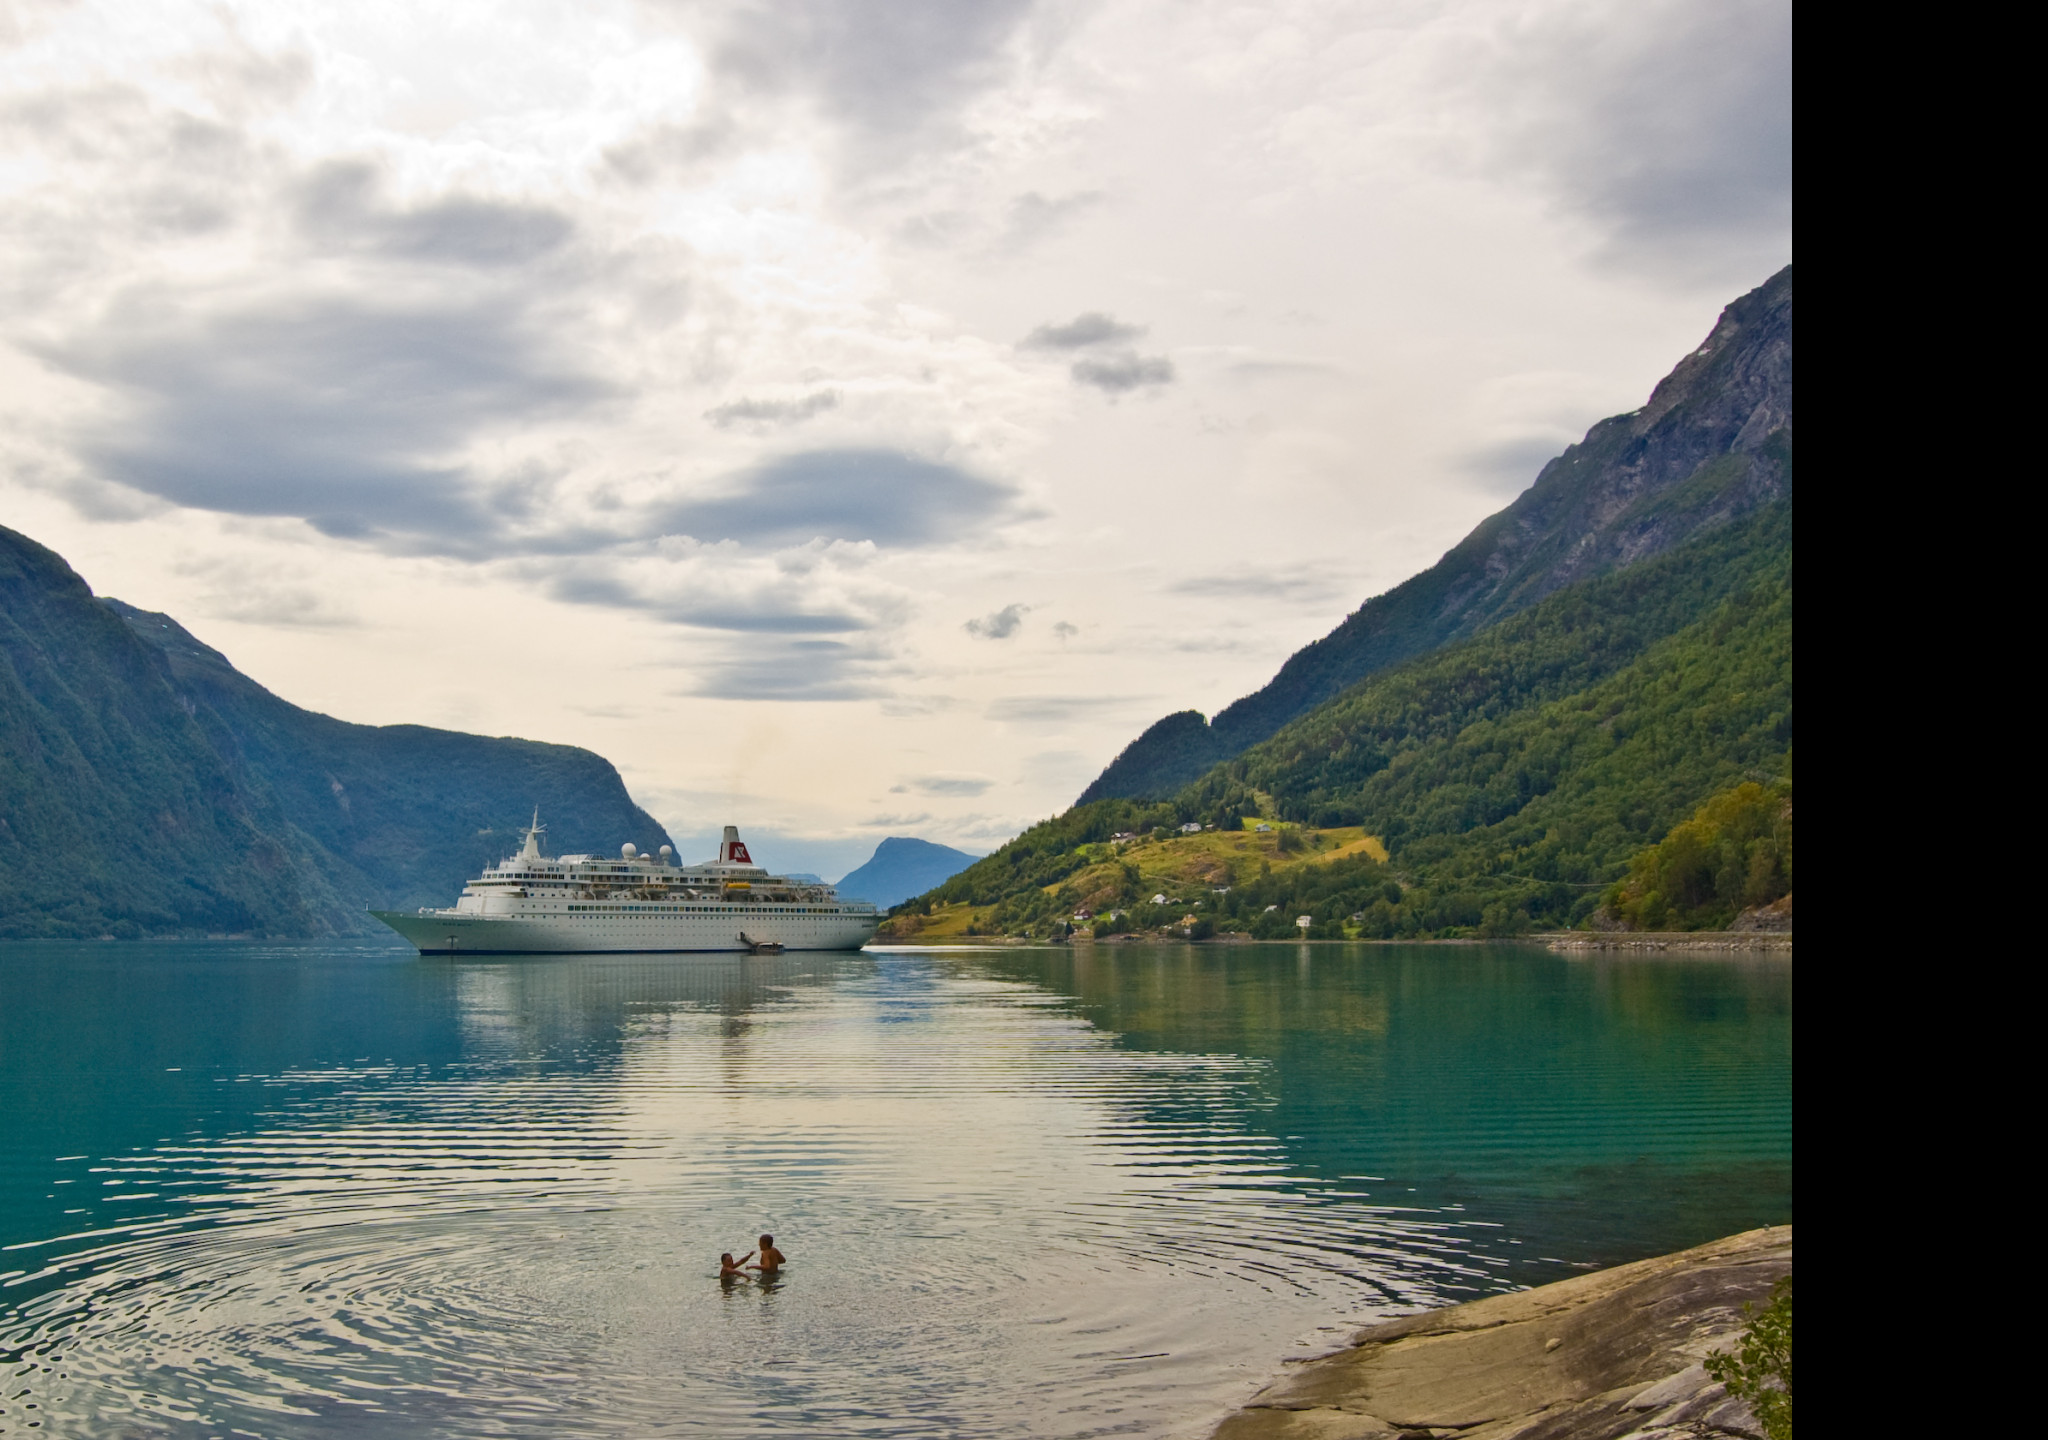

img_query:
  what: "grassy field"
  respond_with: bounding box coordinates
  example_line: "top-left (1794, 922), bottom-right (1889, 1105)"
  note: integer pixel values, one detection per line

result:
top-left (880, 823), bottom-right (1388, 941)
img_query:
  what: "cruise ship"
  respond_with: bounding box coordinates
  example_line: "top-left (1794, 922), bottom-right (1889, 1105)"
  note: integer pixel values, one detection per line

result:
top-left (372, 818), bottom-right (879, 955)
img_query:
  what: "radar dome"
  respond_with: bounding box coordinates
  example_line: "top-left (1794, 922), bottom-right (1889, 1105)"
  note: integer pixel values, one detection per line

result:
top-left (621, 842), bottom-right (638, 858)
top-left (658, 845), bottom-right (673, 858)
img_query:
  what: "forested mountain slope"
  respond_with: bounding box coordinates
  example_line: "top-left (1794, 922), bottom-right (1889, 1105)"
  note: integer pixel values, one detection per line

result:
top-left (1079, 265), bottom-right (1792, 804)
top-left (2, 524), bottom-right (669, 938)
top-left (912, 497), bottom-right (1790, 937)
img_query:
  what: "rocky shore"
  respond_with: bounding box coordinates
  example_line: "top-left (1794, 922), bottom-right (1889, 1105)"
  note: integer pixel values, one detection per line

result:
top-left (1211, 1225), bottom-right (1790, 1440)
top-left (1544, 932), bottom-right (1791, 952)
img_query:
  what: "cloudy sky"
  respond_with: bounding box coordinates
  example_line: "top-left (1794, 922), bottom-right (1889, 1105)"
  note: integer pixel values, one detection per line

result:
top-left (0, 0), bottom-right (1790, 877)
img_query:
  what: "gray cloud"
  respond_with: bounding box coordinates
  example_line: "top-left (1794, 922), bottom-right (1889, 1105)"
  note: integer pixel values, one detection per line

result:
top-left (1051, 620), bottom-right (1077, 640)
top-left (965, 602), bottom-right (1029, 639)
top-left (861, 810), bottom-right (934, 828)
top-left (1022, 311), bottom-right (1145, 350)
top-left (986, 695), bottom-right (1125, 724)
top-left (0, 85), bottom-right (253, 244)
top-left (293, 161), bottom-right (577, 268)
top-left (601, 114), bottom-right (739, 186)
top-left (200, 587), bottom-right (359, 628)
top-left (1170, 573), bottom-right (1345, 604)
top-left (877, 695), bottom-right (958, 717)
top-left (689, 0), bottom-right (1040, 149)
top-left (1071, 353), bottom-right (1175, 393)
top-left (174, 555), bottom-right (360, 628)
top-left (1483, 0), bottom-right (1791, 281)
top-left (544, 568), bottom-right (873, 633)
top-left (41, 288), bottom-right (613, 551)
top-left (656, 449), bottom-right (1020, 548)
top-left (704, 389), bottom-right (840, 429)
top-left (891, 774), bottom-right (995, 797)
top-left (680, 636), bottom-right (892, 701)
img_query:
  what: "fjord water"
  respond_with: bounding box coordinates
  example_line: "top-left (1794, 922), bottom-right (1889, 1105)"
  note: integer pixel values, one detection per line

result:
top-left (0, 941), bottom-right (1790, 1438)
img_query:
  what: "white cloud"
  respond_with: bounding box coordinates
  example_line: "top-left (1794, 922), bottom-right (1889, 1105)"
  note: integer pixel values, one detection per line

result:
top-left (0, 0), bottom-right (1788, 848)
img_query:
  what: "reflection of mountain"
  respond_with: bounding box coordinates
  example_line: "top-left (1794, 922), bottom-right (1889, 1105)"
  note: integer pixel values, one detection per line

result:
top-left (835, 836), bottom-right (979, 908)
top-left (971, 943), bottom-right (1792, 1273)
top-left (1, 525), bottom-right (669, 938)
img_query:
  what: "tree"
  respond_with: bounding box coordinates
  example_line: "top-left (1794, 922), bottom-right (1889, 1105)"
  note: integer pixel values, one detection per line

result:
top-left (1478, 902), bottom-right (1528, 938)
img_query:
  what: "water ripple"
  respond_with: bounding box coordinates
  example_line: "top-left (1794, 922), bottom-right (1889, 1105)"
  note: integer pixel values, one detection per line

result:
top-left (0, 944), bottom-right (1791, 1438)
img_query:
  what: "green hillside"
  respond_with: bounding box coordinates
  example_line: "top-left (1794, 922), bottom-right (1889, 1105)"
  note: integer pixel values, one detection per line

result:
top-left (1078, 265), bottom-right (1792, 804)
top-left (902, 496), bottom-right (1790, 939)
top-left (1600, 778), bottom-right (1791, 932)
top-left (2, 524), bottom-right (670, 938)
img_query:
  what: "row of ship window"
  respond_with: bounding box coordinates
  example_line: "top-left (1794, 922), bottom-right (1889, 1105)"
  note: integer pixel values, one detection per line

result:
top-left (563, 904), bottom-right (843, 913)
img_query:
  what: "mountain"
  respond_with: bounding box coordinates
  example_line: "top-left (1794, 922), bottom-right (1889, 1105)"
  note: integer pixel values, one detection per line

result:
top-left (835, 837), bottom-right (981, 908)
top-left (914, 496), bottom-right (1790, 938)
top-left (1079, 265), bottom-right (1792, 804)
top-left (2, 524), bottom-right (670, 939)
top-left (899, 269), bottom-right (1794, 939)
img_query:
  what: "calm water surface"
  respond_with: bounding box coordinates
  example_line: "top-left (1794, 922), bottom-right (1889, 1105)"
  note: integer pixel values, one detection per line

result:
top-left (0, 940), bottom-right (1791, 1438)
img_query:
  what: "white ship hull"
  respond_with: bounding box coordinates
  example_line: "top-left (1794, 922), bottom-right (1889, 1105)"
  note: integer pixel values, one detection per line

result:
top-left (369, 819), bottom-right (876, 956)
top-left (373, 905), bottom-right (876, 955)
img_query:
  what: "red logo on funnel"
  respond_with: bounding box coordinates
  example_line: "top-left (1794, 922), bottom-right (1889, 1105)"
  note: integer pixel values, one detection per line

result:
top-left (729, 842), bottom-right (752, 864)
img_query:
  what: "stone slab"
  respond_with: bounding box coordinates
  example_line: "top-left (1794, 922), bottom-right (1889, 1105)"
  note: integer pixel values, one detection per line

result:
top-left (1211, 1226), bottom-right (1788, 1440)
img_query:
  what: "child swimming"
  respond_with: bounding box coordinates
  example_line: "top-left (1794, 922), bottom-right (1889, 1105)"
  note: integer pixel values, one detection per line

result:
top-left (719, 1250), bottom-right (755, 1280)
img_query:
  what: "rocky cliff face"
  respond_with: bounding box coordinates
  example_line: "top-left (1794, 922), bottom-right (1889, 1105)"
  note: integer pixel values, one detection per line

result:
top-left (1079, 266), bottom-right (1793, 804)
top-left (1, 523), bottom-right (670, 938)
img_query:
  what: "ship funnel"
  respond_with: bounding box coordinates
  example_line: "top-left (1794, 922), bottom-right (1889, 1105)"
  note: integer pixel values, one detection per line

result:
top-left (719, 825), bottom-right (753, 866)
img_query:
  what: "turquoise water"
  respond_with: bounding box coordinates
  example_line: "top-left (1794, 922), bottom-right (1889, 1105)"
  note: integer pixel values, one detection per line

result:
top-left (0, 940), bottom-right (1790, 1437)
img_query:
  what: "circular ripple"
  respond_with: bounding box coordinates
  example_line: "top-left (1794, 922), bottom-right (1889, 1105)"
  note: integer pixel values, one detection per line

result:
top-left (0, 948), bottom-right (1789, 1438)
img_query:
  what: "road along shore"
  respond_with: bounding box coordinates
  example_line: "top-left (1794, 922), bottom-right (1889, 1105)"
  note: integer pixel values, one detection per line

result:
top-left (1211, 1224), bottom-right (1790, 1440)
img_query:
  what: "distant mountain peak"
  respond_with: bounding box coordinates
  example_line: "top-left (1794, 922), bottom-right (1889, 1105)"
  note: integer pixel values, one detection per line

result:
top-left (836, 837), bottom-right (980, 910)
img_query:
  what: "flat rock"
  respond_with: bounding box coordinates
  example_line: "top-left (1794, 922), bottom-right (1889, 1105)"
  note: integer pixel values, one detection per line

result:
top-left (1212, 1226), bottom-right (1788, 1440)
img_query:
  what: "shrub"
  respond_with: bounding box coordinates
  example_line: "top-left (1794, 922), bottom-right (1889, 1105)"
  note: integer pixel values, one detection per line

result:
top-left (1706, 1276), bottom-right (1790, 1440)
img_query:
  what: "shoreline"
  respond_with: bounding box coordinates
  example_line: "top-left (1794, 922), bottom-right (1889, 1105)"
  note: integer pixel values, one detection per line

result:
top-left (1210, 1225), bottom-right (1790, 1439)
top-left (1543, 931), bottom-right (1790, 952)
top-left (873, 931), bottom-right (1790, 951)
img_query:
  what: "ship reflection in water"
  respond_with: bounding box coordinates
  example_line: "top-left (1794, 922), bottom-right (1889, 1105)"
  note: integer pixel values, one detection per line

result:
top-left (0, 941), bottom-right (1790, 1439)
